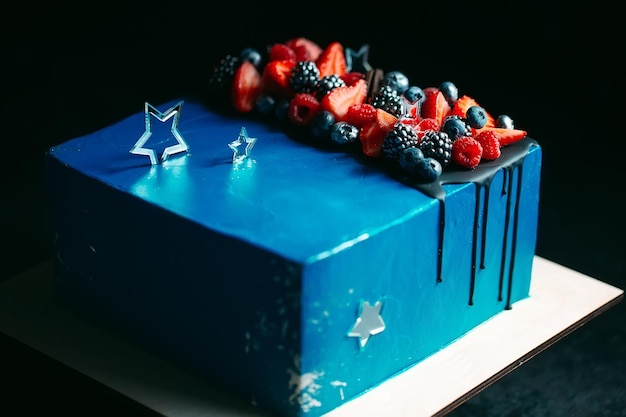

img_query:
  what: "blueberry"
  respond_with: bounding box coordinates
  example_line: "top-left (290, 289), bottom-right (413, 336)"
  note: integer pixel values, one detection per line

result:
top-left (441, 116), bottom-right (470, 141)
top-left (496, 114), bottom-right (515, 129)
top-left (239, 47), bottom-right (262, 68)
top-left (310, 111), bottom-right (336, 140)
top-left (255, 94), bottom-right (276, 116)
top-left (330, 121), bottom-right (359, 145)
top-left (419, 157), bottom-right (443, 182)
top-left (382, 71), bottom-right (410, 95)
top-left (466, 106), bottom-right (488, 129)
top-left (439, 81), bottom-right (458, 107)
top-left (274, 99), bottom-right (291, 122)
top-left (399, 147), bottom-right (426, 175)
top-left (403, 86), bottom-right (425, 105)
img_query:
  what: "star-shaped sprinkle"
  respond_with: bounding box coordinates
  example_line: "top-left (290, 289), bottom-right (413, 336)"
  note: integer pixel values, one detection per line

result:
top-left (228, 126), bottom-right (257, 163)
top-left (347, 300), bottom-right (385, 349)
top-left (345, 44), bottom-right (373, 73)
top-left (130, 100), bottom-right (188, 165)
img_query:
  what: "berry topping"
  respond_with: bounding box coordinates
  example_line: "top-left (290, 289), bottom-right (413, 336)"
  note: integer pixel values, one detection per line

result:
top-left (209, 54), bottom-right (240, 91)
top-left (231, 60), bottom-right (262, 113)
top-left (474, 130), bottom-right (501, 161)
top-left (441, 115), bottom-right (472, 141)
top-left (381, 71), bottom-right (410, 95)
top-left (465, 105), bottom-right (488, 129)
top-left (268, 43), bottom-right (297, 62)
top-left (310, 110), bottom-right (336, 140)
top-left (421, 89), bottom-right (452, 126)
top-left (285, 37), bottom-right (323, 62)
top-left (320, 78), bottom-right (368, 122)
top-left (290, 61), bottom-right (320, 94)
top-left (359, 109), bottom-right (398, 158)
top-left (479, 127), bottom-right (528, 146)
top-left (330, 122), bottom-right (360, 145)
top-left (439, 81), bottom-right (459, 107)
top-left (316, 74), bottom-right (347, 100)
top-left (382, 123), bottom-right (420, 161)
top-left (496, 114), bottom-right (515, 129)
top-left (419, 130), bottom-right (453, 166)
top-left (370, 85), bottom-right (405, 117)
top-left (452, 136), bottom-right (483, 169)
top-left (316, 41), bottom-right (347, 78)
top-left (288, 93), bottom-right (320, 127)
top-left (399, 147), bottom-right (443, 182)
top-left (261, 59), bottom-right (296, 99)
top-left (346, 103), bottom-right (377, 128)
top-left (403, 86), bottom-right (426, 105)
top-left (450, 95), bottom-right (496, 127)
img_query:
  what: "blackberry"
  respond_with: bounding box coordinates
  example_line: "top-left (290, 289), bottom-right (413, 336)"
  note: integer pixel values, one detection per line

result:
top-left (208, 54), bottom-right (240, 90)
top-left (370, 85), bottom-right (404, 117)
top-left (382, 123), bottom-right (420, 161)
top-left (419, 131), bottom-right (453, 166)
top-left (290, 61), bottom-right (320, 94)
top-left (441, 115), bottom-right (472, 141)
top-left (315, 74), bottom-right (346, 100)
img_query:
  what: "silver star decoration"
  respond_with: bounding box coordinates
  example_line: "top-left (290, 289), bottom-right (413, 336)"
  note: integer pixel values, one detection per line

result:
top-left (130, 100), bottom-right (188, 165)
top-left (347, 300), bottom-right (385, 349)
top-left (228, 126), bottom-right (257, 163)
top-left (345, 44), bottom-right (373, 73)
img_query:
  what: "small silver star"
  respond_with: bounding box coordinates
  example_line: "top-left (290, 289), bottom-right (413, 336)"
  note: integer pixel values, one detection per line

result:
top-left (228, 126), bottom-right (257, 163)
top-left (348, 300), bottom-right (385, 349)
top-left (130, 100), bottom-right (188, 165)
top-left (345, 44), bottom-right (373, 73)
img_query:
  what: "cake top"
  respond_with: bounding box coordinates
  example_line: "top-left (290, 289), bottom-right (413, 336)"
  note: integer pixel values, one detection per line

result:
top-left (206, 36), bottom-right (532, 197)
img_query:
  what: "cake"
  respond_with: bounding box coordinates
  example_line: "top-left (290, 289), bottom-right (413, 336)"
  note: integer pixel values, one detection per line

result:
top-left (45, 37), bottom-right (541, 417)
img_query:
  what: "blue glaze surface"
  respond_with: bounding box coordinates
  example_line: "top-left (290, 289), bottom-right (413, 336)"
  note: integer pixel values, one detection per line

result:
top-left (46, 98), bottom-right (542, 417)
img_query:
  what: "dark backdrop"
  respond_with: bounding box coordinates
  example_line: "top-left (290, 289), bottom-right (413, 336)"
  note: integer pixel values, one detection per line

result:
top-left (2, 1), bottom-right (625, 416)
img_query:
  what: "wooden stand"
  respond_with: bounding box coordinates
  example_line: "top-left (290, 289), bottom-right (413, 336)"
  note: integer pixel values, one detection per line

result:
top-left (0, 257), bottom-right (622, 416)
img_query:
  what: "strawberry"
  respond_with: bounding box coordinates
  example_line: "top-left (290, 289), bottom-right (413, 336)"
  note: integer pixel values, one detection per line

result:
top-left (474, 129), bottom-right (501, 160)
top-left (261, 59), bottom-right (296, 99)
top-left (231, 60), bottom-right (262, 113)
top-left (346, 103), bottom-right (377, 128)
top-left (316, 41), bottom-right (347, 78)
top-left (450, 95), bottom-right (496, 128)
top-left (359, 109), bottom-right (398, 158)
top-left (320, 79), bottom-right (367, 122)
top-left (452, 136), bottom-right (483, 169)
top-left (285, 37), bottom-right (323, 62)
top-left (421, 89), bottom-right (451, 126)
top-left (340, 72), bottom-right (366, 86)
top-left (268, 43), bottom-right (296, 62)
top-left (477, 127), bottom-right (527, 146)
top-left (288, 93), bottom-right (320, 127)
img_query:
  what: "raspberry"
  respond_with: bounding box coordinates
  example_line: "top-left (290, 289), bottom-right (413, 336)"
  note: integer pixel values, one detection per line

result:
top-left (288, 93), bottom-right (320, 127)
top-left (346, 103), bottom-right (377, 127)
top-left (452, 136), bottom-right (483, 169)
top-left (474, 130), bottom-right (501, 160)
top-left (268, 43), bottom-right (296, 62)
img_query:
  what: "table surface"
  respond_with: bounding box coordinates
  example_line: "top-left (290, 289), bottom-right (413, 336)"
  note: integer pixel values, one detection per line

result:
top-left (0, 256), bottom-right (622, 417)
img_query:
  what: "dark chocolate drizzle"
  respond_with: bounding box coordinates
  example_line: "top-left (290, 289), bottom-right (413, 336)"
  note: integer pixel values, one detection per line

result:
top-left (394, 137), bottom-right (538, 306)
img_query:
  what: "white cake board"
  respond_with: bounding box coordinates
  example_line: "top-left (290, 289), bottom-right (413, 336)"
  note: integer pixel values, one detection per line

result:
top-left (0, 257), bottom-right (622, 417)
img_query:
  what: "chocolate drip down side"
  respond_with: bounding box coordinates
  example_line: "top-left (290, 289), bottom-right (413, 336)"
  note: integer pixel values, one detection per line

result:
top-left (395, 137), bottom-right (538, 307)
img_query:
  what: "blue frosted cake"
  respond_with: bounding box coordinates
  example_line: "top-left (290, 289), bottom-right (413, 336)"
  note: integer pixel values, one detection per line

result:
top-left (46, 37), bottom-right (541, 417)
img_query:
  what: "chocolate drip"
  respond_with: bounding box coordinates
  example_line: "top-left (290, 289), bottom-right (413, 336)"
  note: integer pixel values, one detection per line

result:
top-left (505, 164), bottom-right (524, 310)
top-left (394, 137), bottom-right (537, 306)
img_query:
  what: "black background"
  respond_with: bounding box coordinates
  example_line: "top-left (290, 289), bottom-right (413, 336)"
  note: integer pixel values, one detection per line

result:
top-left (2, 1), bottom-right (625, 415)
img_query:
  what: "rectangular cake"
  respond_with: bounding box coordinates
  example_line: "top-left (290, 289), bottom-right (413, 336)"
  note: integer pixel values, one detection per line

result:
top-left (46, 37), bottom-right (541, 417)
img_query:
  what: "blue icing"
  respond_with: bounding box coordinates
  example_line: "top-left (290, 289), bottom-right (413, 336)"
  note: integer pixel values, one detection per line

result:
top-left (47, 97), bottom-right (542, 417)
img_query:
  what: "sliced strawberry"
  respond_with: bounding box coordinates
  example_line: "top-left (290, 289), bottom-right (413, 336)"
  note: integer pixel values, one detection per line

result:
top-left (285, 37), bottom-right (323, 62)
top-left (359, 109), bottom-right (398, 158)
top-left (268, 43), bottom-right (296, 62)
top-left (316, 41), bottom-right (347, 78)
top-left (476, 127), bottom-right (527, 146)
top-left (288, 93), bottom-right (320, 127)
top-left (421, 89), bottom-right (451, 126)
top-left (450, 95), bottom-right (496, 127)
top-left (346, 103), bottom-right (377, 128)
top-left (320, 78), bottom-right (367, 122)
top-left (231, 61), bottom-right (262, 113)
top-left (474, 129), bottom-right (501, 160)
top-left (340, 72), bottom-right (366, 86)
top-left (261, 59), bottom-right (296, 99)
